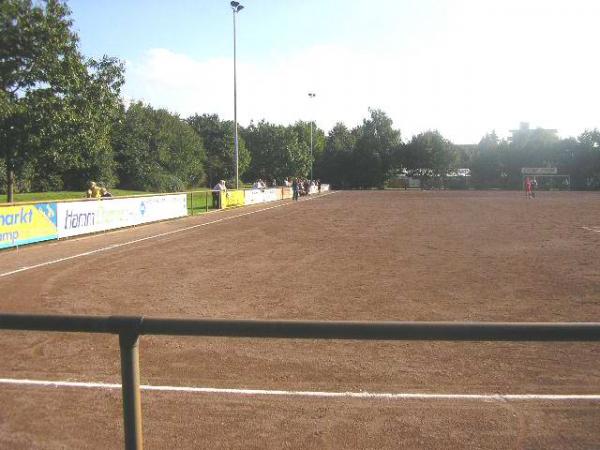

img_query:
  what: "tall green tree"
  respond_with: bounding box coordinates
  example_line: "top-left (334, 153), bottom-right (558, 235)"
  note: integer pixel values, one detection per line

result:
top-left (0, 0), bottom-right (124, 200)
top-left (351, 108), bottom-right (401, 188)
top-left (568, 129), bottom-right (600, 189)
top-left (499, 122), bottom-right (561, 187)
top-left (113, 102), bottom-right (206, 192)
top-left (403, 130), bottom-right (457, 181)
top-left (187, 113), bottom-right (249, 187)
top-left (469, 131), bottom-right (507, 188)
top-left (242, 120), bottom-right (311, 182)
top-left (315, 122), bottom-right (355, 187)
top-left (291, 120), bottom-right (325, 179)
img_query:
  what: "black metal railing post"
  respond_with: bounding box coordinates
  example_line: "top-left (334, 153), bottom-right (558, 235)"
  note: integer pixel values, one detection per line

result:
top-left (119, 331), bottom-right (143, 450)
top-left (114, 316), bottom-right (144, 450)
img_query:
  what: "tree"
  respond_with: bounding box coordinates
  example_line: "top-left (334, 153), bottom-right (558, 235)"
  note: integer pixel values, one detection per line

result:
top-left (315, 122), bottom-right (355, 187)
top-left (242, 120), bottom-right (311, 182)
top-left (350, 108), bottom-right (401, 188)
top-left (187, 114), bottom-right (250, 187)
top-left (0, 0), bottom-right (124, 200)
top-left (403, 130), bottom-right (456, 184)
top-left (570, 129), bottom-right (600, 189)
top-left (498, 122), bottom-right (561, 188)
top-left (113, 102), bottom-right (206, 192)
top-left (469, 131), bottom-right (506, 188)
top-left (291, 120), bottom-right (325, 179)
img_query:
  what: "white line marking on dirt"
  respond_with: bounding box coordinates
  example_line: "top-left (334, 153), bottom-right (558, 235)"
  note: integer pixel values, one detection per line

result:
top-left (582, 226), bottom-right (600, 233)
top-left (0, 378), bottom-right (598, 402)
top-left (0, 193), bottom-right (335, 279)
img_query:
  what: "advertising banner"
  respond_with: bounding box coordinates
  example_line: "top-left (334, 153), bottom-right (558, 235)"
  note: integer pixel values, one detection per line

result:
top-left (221, 190), bottom-right (245, 208)
top-left (521, 167), bottom-right (558, 175)
top-left (0, 203), bottom-right (58, 249)
top-left (320, 184), bottom-right (331, 192)
top-left (282, 187), bottom-right (293, 199)
top-left (57, 194), bottom-right (187, 238)
top-left (244, 188), bottom-right (280, 205)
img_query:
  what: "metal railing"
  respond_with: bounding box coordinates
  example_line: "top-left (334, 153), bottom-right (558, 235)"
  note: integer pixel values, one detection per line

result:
top-left (1, 313), bottom-right (599, 450)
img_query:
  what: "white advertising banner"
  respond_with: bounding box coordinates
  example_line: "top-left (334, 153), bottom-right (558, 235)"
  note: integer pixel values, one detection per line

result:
top-left (244, 188), bottom-right (280, 205)
top-left (320, 184), bottom-right (330, 192)
top-left (267, 188), bottom-right (283, 202)
top-left (57, 194), bottom-right (187, 238)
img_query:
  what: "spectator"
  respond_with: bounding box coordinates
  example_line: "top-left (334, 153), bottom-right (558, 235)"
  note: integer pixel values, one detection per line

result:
top-left (86, 181), bottom-right (102, 199)
top-left (101, 187), bottom-right (113, 198)
top-left (213, 180), bottom-right (227, 209)
top-left (292, 178), bottom-right (300, 201)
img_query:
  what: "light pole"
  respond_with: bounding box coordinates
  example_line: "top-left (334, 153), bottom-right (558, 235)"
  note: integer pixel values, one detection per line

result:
top-left (308, 92), bottom-right (316, 180)
top-left (231, 1), bottom-right (244, 189)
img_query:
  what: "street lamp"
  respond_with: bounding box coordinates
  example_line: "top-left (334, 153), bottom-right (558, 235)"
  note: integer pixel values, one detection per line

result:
top-left (231, 1), bottom-right (244, 189)
top-left (308, 92), bottom-right (316, 180)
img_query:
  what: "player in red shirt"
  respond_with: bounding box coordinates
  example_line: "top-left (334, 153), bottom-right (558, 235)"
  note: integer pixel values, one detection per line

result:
top-left (524, 177), bottom-right (533, 199)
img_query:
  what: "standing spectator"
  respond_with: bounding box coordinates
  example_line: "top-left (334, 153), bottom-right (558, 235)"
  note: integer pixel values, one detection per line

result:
top-left (213, 180), bottom-right (227, 209)
top-left (292, 178), bottom-right (300, 201)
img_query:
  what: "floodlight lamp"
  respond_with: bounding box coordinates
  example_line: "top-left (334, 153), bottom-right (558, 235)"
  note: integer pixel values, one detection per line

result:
top-left (231, 1), bottom-right (240, 8)
top-left (237, 5), bottom-right (244, 12)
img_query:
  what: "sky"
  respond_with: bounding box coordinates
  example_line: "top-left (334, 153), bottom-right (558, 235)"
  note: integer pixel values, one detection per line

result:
top-left (68, 0), bottom-right (600, 144)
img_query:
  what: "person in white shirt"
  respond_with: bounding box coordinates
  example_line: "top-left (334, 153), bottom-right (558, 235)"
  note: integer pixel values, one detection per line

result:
top-left (212, 180), bottom-right (227, 208)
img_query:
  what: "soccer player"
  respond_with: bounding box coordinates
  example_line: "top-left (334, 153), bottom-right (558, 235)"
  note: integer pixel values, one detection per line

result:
top-left (524, 177), bottom-right (533, 199)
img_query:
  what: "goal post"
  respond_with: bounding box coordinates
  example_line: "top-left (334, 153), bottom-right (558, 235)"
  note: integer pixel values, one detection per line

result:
top-left (521, 168), bottom-right (571, 191)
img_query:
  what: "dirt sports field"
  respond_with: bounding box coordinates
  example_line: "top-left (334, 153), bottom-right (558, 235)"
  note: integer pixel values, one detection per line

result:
top-left (0, 190), bottom-right (599, 449)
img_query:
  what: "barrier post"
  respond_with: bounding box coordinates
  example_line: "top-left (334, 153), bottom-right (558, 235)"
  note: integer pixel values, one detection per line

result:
top-left (190, 192), bottom-right (194, 216)
top-left (119, 331), bottom-right (143, 450)
top-left (205, 191), bottom-right (209, 212)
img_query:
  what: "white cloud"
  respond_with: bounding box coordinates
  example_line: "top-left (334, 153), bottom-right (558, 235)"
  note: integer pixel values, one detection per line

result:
top-left (124, 10), bottom-right (600, 145)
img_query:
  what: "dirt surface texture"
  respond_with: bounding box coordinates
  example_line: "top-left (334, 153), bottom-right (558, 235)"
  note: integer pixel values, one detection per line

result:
top-left (1, 190), bottom-right (599, 449)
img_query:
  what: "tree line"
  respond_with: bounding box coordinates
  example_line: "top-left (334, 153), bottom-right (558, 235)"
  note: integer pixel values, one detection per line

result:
top-left (2, 1), bottom-right (600, 202)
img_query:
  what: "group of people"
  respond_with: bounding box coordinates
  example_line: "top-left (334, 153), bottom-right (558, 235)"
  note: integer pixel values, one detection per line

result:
top-left (85, 181), bottom-right (112, 199)
top-left (290, 178), bottom-right (321, 201)
top-left (252, 179), bottom-right (277, 189)
top-left (211, 177), bottom-right (322, 206)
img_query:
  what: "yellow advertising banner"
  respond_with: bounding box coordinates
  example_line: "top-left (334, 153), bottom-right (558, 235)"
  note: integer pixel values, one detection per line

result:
top-left (221, 190), bottom-right (245, 208)
top-left (0, 203), bottom-right (58, 249)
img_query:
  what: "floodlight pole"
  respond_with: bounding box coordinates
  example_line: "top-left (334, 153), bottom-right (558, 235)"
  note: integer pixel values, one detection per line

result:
top-left (231, 2), bottom-right (244, 189)
top-left (308, 93), bottom-right (316, 180)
